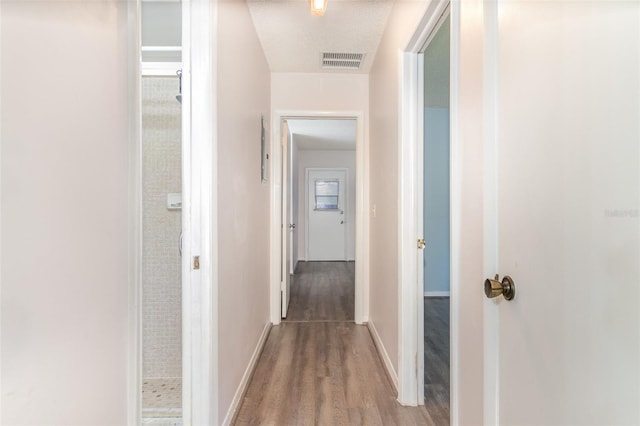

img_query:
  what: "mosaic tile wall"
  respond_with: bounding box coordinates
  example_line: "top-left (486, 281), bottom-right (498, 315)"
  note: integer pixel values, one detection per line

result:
top-left (142, 76), bottom-right (182, 379)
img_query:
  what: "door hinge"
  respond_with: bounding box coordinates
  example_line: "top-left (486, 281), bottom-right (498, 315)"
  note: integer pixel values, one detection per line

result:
top-left (417, 238), bottom-right (426, 250)
top-left (193, 256), bottom-right (200, 270)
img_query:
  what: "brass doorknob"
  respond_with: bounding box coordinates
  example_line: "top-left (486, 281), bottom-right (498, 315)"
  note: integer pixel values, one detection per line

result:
top-left (484, 274), bottom-right (515, 301)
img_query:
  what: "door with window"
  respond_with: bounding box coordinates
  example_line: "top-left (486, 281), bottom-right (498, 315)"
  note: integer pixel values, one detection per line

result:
top-left (306, 168), bottom-right (347, 261)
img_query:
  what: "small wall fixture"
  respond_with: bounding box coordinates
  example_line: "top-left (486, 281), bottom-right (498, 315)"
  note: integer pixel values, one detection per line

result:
top-left (310, 0), bottom-right (327, 16)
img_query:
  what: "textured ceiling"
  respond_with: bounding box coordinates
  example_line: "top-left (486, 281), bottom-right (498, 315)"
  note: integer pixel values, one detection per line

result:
top-left (247, 0), bottom-right (394, 74)
top-left (287, 119), bottom-right (356, 150)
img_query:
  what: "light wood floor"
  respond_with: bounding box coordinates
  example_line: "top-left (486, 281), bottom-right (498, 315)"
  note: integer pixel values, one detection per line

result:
top-left (233, 261), bottom-right (447, 425)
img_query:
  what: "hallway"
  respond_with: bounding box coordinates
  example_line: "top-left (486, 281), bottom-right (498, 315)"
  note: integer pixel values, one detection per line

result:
top-left (233, 262), bottom-right (436, 425)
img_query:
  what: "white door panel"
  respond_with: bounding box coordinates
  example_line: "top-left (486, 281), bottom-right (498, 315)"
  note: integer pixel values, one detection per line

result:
top-left (306, 169), bottom-right (347, 261)
top-left (488, 1), bottom-right (639, 424)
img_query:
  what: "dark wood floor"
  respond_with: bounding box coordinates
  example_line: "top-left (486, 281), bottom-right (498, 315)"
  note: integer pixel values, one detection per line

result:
top-left (285, 261), bottom-right (355, 322)
top-left (233, 261), bottom-right (448, 425)
top-left (424, 297), bottom-right (450, 424)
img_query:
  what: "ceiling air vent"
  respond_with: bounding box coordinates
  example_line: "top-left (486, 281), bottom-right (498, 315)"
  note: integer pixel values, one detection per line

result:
top-left (321, 52), bottom-right (365, 70)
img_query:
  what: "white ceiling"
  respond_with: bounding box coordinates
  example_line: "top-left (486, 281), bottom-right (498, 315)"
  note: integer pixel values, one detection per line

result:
top-left (247, 0), bottom-right (394, 74)
top-left (287, 119), bottom-right (356, 151)
top-left (142, 1), bottom-right (381, 146)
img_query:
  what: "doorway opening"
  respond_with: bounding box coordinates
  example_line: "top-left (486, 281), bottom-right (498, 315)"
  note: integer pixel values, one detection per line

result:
top-left (135, 2), bottom-right (216, 424)
top-left (420, 12), bottom-right (451, 422)
top-left (140, 2), bottom-right (183, 424)
top-left (397, 0), bottom-right (456, 413)
top-left (270, 113), bottom-right (367, 325)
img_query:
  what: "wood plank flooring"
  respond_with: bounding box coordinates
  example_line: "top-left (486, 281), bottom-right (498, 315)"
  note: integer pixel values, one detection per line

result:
top-left (285, 261), bottom-right (355, 322)
top-left (233, 262), bottom-right (447, 425)
top-left (233, 321), bottom-right (436, 425)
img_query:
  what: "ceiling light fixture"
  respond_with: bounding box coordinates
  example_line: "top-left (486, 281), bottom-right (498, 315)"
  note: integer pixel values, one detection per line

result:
top-left (309, 0), bottom-right (327, 16)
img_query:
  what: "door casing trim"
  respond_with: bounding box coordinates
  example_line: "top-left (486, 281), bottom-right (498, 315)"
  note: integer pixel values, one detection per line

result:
top-left (180, 0), bottom-right (217, 423)
top-left (270, 110), bottom-right (368, 325)
top-left (397, 0), bottom-right (458, 412)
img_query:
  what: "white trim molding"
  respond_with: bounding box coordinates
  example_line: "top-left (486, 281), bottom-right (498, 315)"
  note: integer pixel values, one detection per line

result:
top-left (222, 323), bottom-right (272, 425)
top-left (448, 2), bottom-right (462, 423)
top-left (270, 110), bottom-right (368, 326)
top-left (182, 0), bottom-right (218, 424)
top-left (397, 49), bottom-right (421, 406)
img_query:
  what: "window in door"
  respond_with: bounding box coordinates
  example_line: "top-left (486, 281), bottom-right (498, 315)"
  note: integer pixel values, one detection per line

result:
top-left (314, 179), bottom-right (340, 210)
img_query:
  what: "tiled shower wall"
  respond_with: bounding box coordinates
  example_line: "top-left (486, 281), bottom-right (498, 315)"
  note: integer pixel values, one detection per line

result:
top-left (142, 76), bottom-right (182, 379)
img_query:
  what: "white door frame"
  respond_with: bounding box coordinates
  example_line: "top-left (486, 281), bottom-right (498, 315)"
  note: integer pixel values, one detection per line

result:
top-left (281, 120), bottom-right (291, 318)
top-left (397, 0), bottom-right (456, 409)
top-left (305, 167), bottom-right (349, 261)
top-left (270, 111), bottom-right (368, 325)
top-left (181, 0), bottom-right (217, 424)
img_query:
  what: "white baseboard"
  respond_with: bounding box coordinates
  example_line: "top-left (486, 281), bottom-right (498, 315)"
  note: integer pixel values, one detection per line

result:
top-left (222, 322), bottom-right (272, 425)
top-left (367, 320), bottom-right (398, 392)
top-left (424, 291), bottom-right (450, 297)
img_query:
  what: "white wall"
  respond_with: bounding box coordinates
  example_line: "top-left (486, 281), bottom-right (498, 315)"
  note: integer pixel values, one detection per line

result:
top-left (215, 0), bottom-right (271, 423)
top-left (1, 2), bottom-right (133, 424)
top-left (296, 149), bottom-right (356, 261)
top-left (368, 0), bottom-right (429, 377)
top-left (272, 73), bottom-right (369, 114)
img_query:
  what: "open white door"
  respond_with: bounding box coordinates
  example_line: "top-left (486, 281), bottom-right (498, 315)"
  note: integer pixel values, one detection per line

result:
top-left (484, 1), bottom-right (639, 424)
top-left (281, 120), bottom-right (292, 318)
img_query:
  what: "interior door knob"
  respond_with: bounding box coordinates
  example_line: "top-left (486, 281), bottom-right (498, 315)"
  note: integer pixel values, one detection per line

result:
top-left (484, 274), bottom-right (516, 301)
